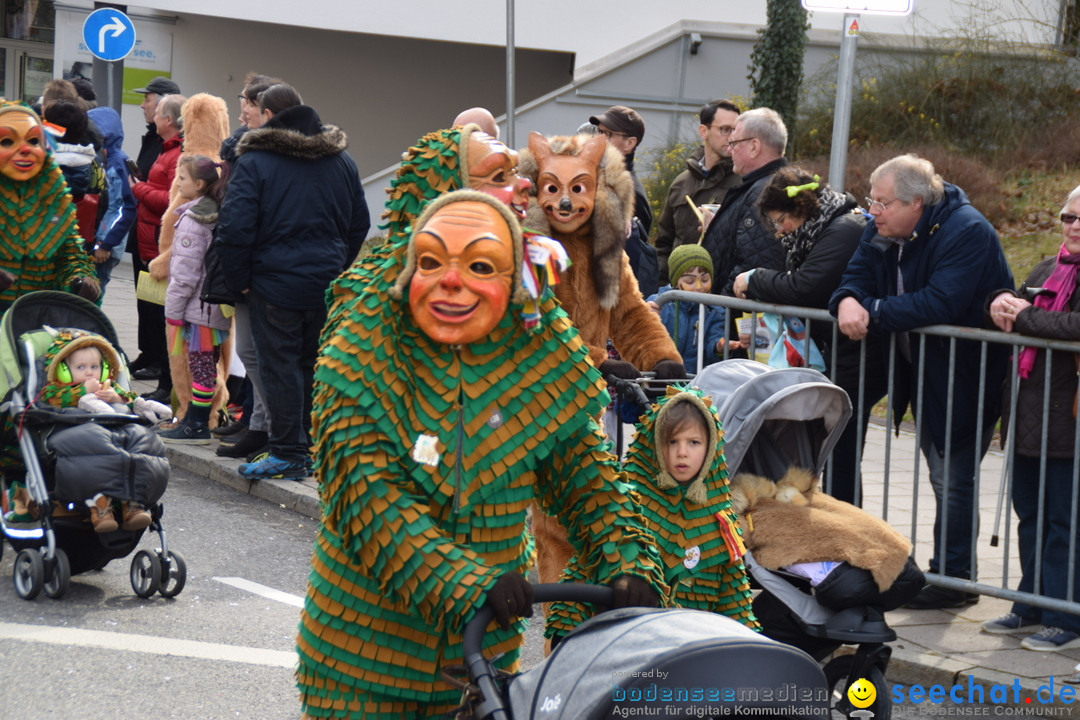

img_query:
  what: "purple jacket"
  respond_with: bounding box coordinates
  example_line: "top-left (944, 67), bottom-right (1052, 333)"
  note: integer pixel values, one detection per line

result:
top-left (165, 197), bottom-right (230, 331)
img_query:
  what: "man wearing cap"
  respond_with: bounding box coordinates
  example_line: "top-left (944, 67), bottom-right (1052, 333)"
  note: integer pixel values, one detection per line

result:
top-left (126, 76), bottom-right (180, 383)
top-left (590, 105), bottom-right (658, 296)
top-left (655, 99), bottom-right (742, 279)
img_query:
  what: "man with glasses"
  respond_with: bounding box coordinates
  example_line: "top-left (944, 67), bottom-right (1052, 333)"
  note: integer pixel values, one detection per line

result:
top-left (829, 154), bottom-right (1014, 609)
top-left (655, 99), bottom-right (742, 278)
top-left (700, 107), bottom-right (789, 300)
top-left (590, 105), bottom-right (657, 295)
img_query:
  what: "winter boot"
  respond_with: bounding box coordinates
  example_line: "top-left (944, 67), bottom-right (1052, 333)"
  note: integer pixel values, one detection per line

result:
top-left (4, 482), bottom-right (38, 523)
top-left (159, 401), bottom-right (211, 444)
top-left (121, 501), bottom-right (152, 531)
top-left (87, 493), bottom-right (118, 533)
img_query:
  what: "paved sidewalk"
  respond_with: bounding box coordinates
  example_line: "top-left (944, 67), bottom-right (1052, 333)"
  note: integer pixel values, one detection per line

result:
top-left (100, 257), bottom-right (1080, 708)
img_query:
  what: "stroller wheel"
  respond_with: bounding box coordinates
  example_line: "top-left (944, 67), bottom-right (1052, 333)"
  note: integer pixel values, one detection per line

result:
top-left (13, 548), bottom-right (44, 600)
top-left (157, 550), bottom-right (187, 598)
top-left (823, 653), bottom-right (890, 720)
top-left (130, 549), bottom-right (162, 598)
top-left (43, 548), bottom-right (71, 599)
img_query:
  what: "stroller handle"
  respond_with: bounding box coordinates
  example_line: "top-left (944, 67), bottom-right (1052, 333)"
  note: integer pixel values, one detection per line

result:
top-left (462, 583), bottom-right (613, 720)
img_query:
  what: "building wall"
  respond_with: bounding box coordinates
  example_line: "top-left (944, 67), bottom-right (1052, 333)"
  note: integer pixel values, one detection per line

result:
top-left (146, 13), bottom-right (571, 178)
top-left (52, 1), bottom-right (1066, 236)
top-left (124, 0), bottom-right (1061, 72)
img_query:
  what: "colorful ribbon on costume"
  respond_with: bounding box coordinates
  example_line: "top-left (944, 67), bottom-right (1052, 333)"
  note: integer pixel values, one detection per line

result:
top-left (520, 232), bottom-right (570, 332)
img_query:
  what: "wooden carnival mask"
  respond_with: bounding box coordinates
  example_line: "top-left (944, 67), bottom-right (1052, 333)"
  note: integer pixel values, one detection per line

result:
top-left (0, 109), bottom-right (46, 181)
top-left (528, 131), bottom-right (606, 234)
top-left (408, 200), bottom-right (515, 345)
top-left (466, 132), bottom-right (531, 221)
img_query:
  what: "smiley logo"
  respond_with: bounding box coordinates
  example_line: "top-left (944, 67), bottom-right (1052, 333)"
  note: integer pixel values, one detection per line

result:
top-left (847, 678), bottom-right (876, 709)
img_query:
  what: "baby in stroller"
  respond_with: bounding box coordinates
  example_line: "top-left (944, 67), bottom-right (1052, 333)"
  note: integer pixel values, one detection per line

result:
top-left (6, 328), bottom-right (172, 532)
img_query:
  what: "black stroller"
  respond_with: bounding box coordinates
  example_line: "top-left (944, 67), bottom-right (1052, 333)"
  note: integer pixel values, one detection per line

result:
top-left (458, 584), bottom-right (829, 719)
top-left (695, 359), bottom-right (922, 719)
top-left (0, 291), bottom-right (186, 600)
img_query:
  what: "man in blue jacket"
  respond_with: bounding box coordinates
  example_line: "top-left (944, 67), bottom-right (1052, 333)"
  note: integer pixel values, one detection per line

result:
top-left (217, 101), bottom-right (370, 480)
top-left (829, 154), bottom-right (1013, 609)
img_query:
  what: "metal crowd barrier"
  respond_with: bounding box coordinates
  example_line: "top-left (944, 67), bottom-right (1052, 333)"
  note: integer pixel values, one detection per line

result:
top-left (653, 289), bottom-right (1080, 617)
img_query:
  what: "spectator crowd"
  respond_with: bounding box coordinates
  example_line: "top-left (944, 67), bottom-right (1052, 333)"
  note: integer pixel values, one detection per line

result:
top-left (8, 70), bottom-right (1080, 717)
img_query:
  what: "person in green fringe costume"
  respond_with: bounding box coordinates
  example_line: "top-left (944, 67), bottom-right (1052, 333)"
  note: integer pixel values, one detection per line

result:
top-left (0, 101), bottom-right (99, 307)
top-left (296, 190), bottom-right (668, 719)
top-left (546, 385), bottom-right (759, 643)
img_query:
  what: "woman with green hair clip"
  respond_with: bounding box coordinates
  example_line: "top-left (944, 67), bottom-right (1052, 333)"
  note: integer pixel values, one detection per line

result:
top-left (730, 165), bottom-right (875, 505)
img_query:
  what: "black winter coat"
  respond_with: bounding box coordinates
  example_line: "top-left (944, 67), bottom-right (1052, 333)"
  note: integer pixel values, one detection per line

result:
top-left (702, 158), bottom-right (788, 296)
top-left (217, 106), bottom-right (370, 310)
top-left (746, 201), bottom-right (868, 382)
top-left (1002, 257), bottom-right (1080, 458)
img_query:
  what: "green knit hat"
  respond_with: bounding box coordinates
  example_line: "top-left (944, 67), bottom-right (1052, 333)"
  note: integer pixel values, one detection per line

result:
top-left (668, 243), bottom-right (714, 285)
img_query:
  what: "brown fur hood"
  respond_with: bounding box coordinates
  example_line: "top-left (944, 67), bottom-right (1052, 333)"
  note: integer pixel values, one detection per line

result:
top-left (730, 467), bottom-right (912, 591)
top-left (518, 136), bottom-right (634, 309)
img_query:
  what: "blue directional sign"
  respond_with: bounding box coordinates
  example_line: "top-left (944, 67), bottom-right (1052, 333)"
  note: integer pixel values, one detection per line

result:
top-left (82, 8), bottom-right (136, 62)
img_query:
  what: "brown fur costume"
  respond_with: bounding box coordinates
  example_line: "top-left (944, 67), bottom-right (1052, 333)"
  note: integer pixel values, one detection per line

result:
top-left (730, 467), bottom-right (911, 592)
top-left (146, 94), bottom-right (232, 426)
top-left (519, 134), bottom-right (683, 586)
top-left (519, 134), bottom-right (681, 371)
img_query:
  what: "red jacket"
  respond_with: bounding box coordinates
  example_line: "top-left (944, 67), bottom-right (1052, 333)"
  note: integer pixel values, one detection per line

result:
top-left (131, 134), bottom-right (182, 262)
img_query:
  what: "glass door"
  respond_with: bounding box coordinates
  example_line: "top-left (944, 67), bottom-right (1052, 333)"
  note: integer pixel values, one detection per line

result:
top-left (18, 52), bottom-right (51, 103)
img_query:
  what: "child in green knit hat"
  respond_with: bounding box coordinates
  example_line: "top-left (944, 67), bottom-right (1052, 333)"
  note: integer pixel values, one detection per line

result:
top-left (645, 243), bottom-right (728, 374)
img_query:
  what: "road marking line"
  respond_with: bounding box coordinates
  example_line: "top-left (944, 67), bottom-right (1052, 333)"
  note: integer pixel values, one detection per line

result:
top-left (0, 621), bottom-right (295, 667)
top-left (213, 576), bottom-right (305, 608)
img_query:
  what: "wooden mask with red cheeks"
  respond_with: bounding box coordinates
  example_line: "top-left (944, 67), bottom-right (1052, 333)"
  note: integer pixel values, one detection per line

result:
top-left (0, 110), bottom-right (46, 181)
top-left (466, 132), bottom-right (531, 220)
top-left (529, 131), bottom-right (606, 234)
top-left (408, 200), bottom-right (515, 346)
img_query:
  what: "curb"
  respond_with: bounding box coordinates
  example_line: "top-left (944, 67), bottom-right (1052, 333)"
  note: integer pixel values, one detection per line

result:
top-left (163, 444), bottom-right (321, 519)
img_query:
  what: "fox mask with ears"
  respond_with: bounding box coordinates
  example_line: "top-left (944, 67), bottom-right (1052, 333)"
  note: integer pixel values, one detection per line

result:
top-left (528, 131), bottom-right (607, 235)
top-left (519, 132), bottom-right (634, 309)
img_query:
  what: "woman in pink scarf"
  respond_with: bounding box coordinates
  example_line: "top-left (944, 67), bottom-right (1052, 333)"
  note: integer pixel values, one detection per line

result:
top-left (983, 185), bottom-right (1080, 651)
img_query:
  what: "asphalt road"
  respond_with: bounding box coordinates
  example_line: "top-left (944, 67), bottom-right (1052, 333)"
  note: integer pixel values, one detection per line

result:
top-left (0, 466), bottom-right (315, 720)
top-left (0, 463), bottom-right (552, 720)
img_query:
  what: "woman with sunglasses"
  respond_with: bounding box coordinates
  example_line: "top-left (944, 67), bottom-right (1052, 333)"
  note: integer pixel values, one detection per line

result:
top-left (983, 186), bottom-right (1080, 651)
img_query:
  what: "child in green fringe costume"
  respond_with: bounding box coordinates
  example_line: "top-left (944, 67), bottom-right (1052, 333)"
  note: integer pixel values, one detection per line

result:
top-left (547, 385), bottom-right (759, 643)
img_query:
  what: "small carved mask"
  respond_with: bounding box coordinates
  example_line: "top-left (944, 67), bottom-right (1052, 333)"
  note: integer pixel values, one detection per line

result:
top-left (0, 111), bottom-right (46, 181)
top-left (466, 132), bottom-right (531, 220)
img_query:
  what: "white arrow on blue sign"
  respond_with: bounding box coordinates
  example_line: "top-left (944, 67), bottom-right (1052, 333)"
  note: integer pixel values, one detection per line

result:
top-left (82, 8), bottom-right (136, 62)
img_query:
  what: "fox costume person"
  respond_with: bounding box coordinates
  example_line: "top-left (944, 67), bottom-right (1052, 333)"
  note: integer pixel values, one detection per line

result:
top-left (519, 132), bottom-right (685, 585)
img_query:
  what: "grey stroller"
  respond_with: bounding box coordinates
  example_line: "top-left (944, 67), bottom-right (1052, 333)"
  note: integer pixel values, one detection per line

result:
top-left (0, 291), bottom-right (186, 600)
top-left (694, 359), bottom-right (923, 720)
top-left (458, 584), bottom-right (829, 719)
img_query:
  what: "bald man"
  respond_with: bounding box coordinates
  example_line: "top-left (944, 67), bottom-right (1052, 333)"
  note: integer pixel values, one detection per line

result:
top-left (453, 106), bottom-right (499, 138)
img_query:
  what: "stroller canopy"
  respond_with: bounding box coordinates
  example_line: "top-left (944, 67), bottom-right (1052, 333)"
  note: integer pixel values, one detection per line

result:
top-left (693, 359), bottom-right (852, 480)
top-left (507, 607), bottom-right (827, 719)
top-left (0, 291), bottom-right (123, 401)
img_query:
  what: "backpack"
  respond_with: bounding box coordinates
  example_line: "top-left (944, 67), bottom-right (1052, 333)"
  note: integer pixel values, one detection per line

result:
top-left (625, 218), bottom-right (659, 298)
